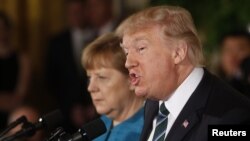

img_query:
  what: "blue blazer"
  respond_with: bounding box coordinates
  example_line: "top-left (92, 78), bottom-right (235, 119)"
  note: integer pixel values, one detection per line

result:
top-left (94, 108), bottom-right (144, 141)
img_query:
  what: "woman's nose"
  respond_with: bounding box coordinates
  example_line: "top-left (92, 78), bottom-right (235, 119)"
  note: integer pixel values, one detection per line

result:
top-left (87, 79), bottom-right (99, 93)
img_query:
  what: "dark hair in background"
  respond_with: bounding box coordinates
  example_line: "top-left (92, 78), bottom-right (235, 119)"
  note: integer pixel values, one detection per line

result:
top-left (219, 29), bottom-right (250, 47)
top-left (0, 11), bottom-right (12, 30)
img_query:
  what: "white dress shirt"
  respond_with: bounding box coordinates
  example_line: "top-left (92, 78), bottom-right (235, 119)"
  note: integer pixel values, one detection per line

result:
top-left (147, 67), bottom-right (204, 141)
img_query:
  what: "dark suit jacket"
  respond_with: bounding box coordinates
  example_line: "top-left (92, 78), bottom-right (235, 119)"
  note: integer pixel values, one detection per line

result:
top-left (140, 69), bottom-right (250, 141)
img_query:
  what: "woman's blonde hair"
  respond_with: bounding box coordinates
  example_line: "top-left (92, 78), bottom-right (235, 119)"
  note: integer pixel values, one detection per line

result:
top-left (116, 6), bottom-right (204, 66)
top-left (82, 33), bottom-right (128, 75)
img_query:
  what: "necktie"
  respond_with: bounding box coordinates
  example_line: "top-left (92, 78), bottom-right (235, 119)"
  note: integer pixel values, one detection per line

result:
top-left (152, 103), bottom-right (169, 141)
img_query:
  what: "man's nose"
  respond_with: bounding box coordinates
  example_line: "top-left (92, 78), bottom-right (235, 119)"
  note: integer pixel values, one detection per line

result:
top-left (125, 52), bottom-right (138, 69)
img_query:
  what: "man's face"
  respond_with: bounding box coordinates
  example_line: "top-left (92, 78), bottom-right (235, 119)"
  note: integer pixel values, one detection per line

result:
top-left (221, 37), bottom-right (250, 76)
top-left (121, 26), bottom-right (178, 100)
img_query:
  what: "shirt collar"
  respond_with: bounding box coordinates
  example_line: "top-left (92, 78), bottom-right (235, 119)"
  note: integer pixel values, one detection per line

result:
top-left (160, 67), bottom-right (204, 118)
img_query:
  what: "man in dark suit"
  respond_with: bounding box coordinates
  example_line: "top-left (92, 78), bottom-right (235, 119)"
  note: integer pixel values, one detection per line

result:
top-left (46, 0), bottom-right (96, 132)
top-left (116, 6), bottom-right (250, 141)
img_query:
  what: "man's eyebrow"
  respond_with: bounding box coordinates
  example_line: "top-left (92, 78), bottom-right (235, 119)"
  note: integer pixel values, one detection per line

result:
top-left (120, 36), bottom-right (148, 49)
top-left (134, 37), bottom-right (148, 42)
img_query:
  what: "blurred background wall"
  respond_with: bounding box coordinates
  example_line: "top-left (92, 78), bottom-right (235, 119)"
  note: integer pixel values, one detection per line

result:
top-left (0, 0), bottom-right (68, 113)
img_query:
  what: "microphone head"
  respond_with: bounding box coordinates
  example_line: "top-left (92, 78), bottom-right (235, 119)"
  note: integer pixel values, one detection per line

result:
top-left (16, 115), bottom-right (28, 123)
top-left (81, 118), bottom-right (107, 140)
top-left (39, 109), bottom-right (63, 132)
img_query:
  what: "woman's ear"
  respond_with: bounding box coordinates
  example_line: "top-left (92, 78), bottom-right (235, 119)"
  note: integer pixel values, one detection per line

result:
top-left (173, 40), bottom-right (188, 65)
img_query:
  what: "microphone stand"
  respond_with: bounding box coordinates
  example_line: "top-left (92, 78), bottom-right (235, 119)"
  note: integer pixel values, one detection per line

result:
top-left (57, 129), bottom-right (89, 141)
top-left (0, 116), bottom-right (27, 140)
top-left (1, 121), bottom-right (37, 141)
top-left (1, 109), bottom-right (63, 141)
top-left (44, 127), bottom-right (65, 141)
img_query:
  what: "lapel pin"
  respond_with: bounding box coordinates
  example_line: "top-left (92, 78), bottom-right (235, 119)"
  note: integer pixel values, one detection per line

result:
top-left (182, 120), bottom-right (189, 128)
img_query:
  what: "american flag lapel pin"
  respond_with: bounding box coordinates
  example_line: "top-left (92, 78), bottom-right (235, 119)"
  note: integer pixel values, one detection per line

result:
top-left (182, 120), bottom-right (189, 128)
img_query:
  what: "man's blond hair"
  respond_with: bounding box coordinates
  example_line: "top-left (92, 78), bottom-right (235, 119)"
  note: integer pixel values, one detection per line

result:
top-left (116, 6), bottom-right (204, 66)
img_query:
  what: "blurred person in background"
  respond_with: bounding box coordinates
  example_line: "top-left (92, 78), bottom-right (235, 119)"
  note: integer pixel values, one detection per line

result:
top-left (218, 30), bottom-right (250, 97)
top-left (87, 0), bottom-right (118, 36)
top-left (46, 0), bottom-right (96, 133)
top-left (82, 33), bottom-right (144, 141)
top-left (7, 106), bottom-right (44, 141)
top-left (0, 11), bottom-right (31, 131)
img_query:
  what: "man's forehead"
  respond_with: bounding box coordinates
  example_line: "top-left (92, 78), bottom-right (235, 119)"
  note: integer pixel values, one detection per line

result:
top-left (122, 25), bottom-right (160, 42)
top-left (121, 32), bottom-right (151, 47)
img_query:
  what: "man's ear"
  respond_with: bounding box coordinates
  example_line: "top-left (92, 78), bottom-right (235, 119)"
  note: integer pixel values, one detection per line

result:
top-left (172, 40), bottom-right (188, 65)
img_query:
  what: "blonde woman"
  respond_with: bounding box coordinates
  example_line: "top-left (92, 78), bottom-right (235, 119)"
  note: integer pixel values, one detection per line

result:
top-left (82, 33), bottom-right (144, 141)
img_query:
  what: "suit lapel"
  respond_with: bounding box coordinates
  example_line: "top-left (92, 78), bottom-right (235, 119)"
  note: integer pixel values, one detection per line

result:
top-left (165, 109), bottom-right (202, 141)
top-left (166, 69), bottom-right (213, 141)
top-left (140, 100), bottom-right (159, 141)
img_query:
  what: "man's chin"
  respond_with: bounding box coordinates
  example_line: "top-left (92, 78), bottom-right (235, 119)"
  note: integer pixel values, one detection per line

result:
top-left (135, 88), bottom-right (147, 97)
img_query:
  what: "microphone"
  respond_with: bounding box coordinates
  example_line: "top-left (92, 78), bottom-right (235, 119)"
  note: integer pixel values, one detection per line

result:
top-left (2, 109), bottom-right (63, 141)
top-left (59, 118), bottom-right (107, 141)
top-left (0, 116), bottom-right (27, 138)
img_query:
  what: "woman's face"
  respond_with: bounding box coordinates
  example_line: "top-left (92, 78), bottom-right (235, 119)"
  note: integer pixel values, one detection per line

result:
top-left (86, 67), bottom-right (132, 119)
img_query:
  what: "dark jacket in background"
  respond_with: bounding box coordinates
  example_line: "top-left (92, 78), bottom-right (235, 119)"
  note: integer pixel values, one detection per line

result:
top-left (46, 29), bottom-right (93, 132)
